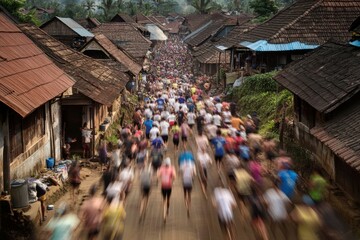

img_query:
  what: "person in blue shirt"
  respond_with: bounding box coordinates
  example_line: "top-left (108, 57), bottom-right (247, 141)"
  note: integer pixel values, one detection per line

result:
top-left (144, 118), bottom-right (153, 139)
top-left (278, 163), bottom-right (298, 199)
top-left (178, 150), bottom-right (195, 167)
top-left (178, 95), bottom-right (186, 104)
top-left (156, 95), bottom-right (165, 111)
top-left (239, 141), bottom-right (250, 162)
top-left (151, 133), bottom-right (165, 150)
top-left (211, 129), bottom-right (226, 171)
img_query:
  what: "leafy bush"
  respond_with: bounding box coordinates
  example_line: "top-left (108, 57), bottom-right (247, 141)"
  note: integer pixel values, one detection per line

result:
top-left (227, 72), bottom-right (293, 139)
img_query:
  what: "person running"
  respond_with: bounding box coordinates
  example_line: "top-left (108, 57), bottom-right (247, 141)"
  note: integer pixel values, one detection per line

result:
top-left (99, 198), bottom-right (126, 240)
top-left (80, 185), bottom-right (105, 240)
top-left (143, 117), bottom-right (153, 140)
top-left (213, 187), bottom-right (237, 239)
top-left (139, 165), bottom-right (152, 220)
top-left (180, 121), bottom-right (192, 150)
top-left (181, 160), bottom-right (196, 217)
top-left (159, 117), bottom-right (170, 148)
top-left (157, 158), bottom-right (176, 222)
top-left (197, 147), bottom-right (212, 192)
top-left (211, 129), bottom-right (226, 171)
top-left (187, 110), bottom-right (196, 129)
top-left (171, 121), bottom-right (181, 153)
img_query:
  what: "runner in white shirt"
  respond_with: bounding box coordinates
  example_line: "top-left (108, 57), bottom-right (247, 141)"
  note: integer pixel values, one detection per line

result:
top-left (204, 112), bottom-right (213, 125)
top-left (187, 111), bottom-right (196, 129)
top-left (197, 148), bottom-right (212, 181)
top-left (213, 187), bottom-right (237, 236)
top-left (159, 118), bottom-right (170, 147)
top-left (149, 124), bottom-right (160, 141)
top-left (161, 110), bottom-right (170, 120)
top-left (174, 100), bottom-right (180, 113)
top-left (223, 110), bottom-right (232, 125)
top-left (215, 102), bottom-right (223, 113)
top-left (213, 112), bottom-right (222, 127)
top-left (167, 111), bottom-right (176, 127)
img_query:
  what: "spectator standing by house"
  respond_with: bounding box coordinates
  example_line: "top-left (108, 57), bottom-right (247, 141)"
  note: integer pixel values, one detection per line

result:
top-left (81, 122), bottom-right (92, 159)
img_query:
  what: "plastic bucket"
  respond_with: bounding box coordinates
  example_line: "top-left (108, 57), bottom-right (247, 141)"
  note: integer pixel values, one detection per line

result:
top-left (11, 179), bottom-right (29, 208)
top-left (46, 157), bottom-right (55, 169)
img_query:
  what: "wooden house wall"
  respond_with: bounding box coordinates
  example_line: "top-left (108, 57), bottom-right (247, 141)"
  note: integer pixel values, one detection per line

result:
top-left (42, 19), bottom-right (77, 37)
top-left (335, 156), bottom-right (360, 201)
top-left (0, 102), bottom-right (61, 187)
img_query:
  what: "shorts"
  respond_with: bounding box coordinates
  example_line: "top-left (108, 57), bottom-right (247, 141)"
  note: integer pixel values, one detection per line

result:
top-left (218, 217), bottom-right (232, 231)
top-left (146, 133), bottom-right (150, 139)
top-left (161, 188), bottom-right (172, 199)
top-left (188, 124), bottom-right (194, 129)
top-left (142, 186), bottom-right (150, 196)
top-left (173, 138), bottom-right (179, 146)
top-left (82, 143), bottom-right (90, 151)
top-left (70, 181), bottom-right (81, 188)
top-left (169, 121), bottom-right (175, 127)
top-left (181, 136), bottom-right (187, 142)
top-left (38, 194), bottom-right (47, 201)
top-left (266, 151), bottom-right (276, 161)
top-left (214, 155), bottom-right (223, 163)
top-left (88, 228), bottom-right (100, 239)
top-left (152, 160), bottom-right (161, 171)
top-left (183, 185), bottom-right (192, 193)
top-left (161, 135), bottom-right (168, 143)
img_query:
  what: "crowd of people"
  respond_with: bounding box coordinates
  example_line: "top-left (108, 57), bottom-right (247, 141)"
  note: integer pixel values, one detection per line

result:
top-left (45, 35), bottom-right (347, 240)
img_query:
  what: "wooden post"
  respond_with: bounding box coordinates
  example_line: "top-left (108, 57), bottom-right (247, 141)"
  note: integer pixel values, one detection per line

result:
top-left (91, 102), bottom-right (96, 160)
top-left (3, 108), bottom-right (11, 192)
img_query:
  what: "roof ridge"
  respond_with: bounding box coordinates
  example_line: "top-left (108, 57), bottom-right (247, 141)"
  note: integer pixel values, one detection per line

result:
top-left (271, 0), bottom-right (323, 41)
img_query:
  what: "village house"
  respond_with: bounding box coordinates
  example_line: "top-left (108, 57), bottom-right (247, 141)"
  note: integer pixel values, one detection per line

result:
top-left (274, 41), bottom-right (360, 202)
top-left (228, 0), bottom-right (360, 73)
top-left (184, 13), bottom-right (251, 76)
top-left (92, 22), bottom-right (152, 65)
top-left (80, 33), bottom-right (142, 83)
top-left (20, 24), bottom-right (130, 157)
top-left (0, 12), bottom-right (75, 191)
top-left (40, 16), bottom-right (94, 49)
top-left (77, 17), bottom-right (102, 30)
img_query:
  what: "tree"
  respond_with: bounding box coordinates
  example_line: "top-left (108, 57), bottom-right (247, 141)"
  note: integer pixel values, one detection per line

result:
top-left (249, 0), bottom-right (277, 18)
top-left (190, 0), bottom-right (213, 14)
top-left (83, 0), bottom-right (96, 17)
top-left (98, 0), bottom-right (117, 20)
top-left (0, 0), bottom-right (40, 25)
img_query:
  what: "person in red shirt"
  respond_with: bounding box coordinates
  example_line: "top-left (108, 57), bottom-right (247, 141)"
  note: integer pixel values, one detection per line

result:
top-left (224, 132), bottom-right (236, 153)
top-left (157, 157), bottom-right (176, 222)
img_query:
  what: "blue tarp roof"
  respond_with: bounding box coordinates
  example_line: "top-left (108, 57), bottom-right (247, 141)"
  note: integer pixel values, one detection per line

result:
top-left (240, 40), bottom-right (318, 52)
top-left (56, 17), bottom-right (94, 37)
top-left (350, 40), bottom-right (360, 47)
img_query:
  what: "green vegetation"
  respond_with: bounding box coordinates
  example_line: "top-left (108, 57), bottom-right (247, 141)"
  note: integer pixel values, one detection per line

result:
top-left (0, 0), bottom-right (40, 25)
top-left (226, 71), bottom-right (293, 139)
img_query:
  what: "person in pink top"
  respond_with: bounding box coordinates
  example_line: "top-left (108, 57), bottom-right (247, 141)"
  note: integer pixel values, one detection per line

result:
top-left (157, 157), bottom-right (176, 222)
top-left (249, 159), bottom-right (264, 188)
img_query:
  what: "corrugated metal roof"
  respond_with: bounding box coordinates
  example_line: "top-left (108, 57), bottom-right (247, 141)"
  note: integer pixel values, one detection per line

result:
top-left (56, 17), bottom-right (94, 37)
top-left (240, 40), bottom-right (318, 52)
top-left (145, 24), bottom-right (168, 41)
top-left (350, 40), bottom-right (360, 47)
top-left (20, 24), bottom-right (129, 106)
top-left (0, 12), bottom-right (74, 117)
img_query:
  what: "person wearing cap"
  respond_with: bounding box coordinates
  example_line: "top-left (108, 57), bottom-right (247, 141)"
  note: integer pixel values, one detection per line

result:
top-left (157, 157), bottom-right (176, 222)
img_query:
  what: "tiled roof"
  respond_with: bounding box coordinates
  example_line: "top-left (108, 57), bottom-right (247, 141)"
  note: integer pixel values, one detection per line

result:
top-left (0, 12), bottom-right (74, 117)
top-left (218, 22), bottom-right (256, 47)
top-left (311, 101), bottom-right (360, 171)
top-left (185, 19), bottom-right (229, 47)
top-left (239, 0), bottom-right (360, 45)
top-left (77, 17), bottom-right (101, 29)
top-left (184, 13), bottom-right (212, 32)
top-left (111, 13), bottom-right (135, 23)
top-left (20, 24), bottom-right (130, 106)
top-left (134, 13), bottom-right (152, 24)
top-left (193, 42), bottom-right (230, 64)
top-left (92, 22), bottom-right (151, 63)
top-left (165, 20), bottom-right (182, 34)
top-left (90, 33), bottom-right (142, 75)
top-left (275, 41), bottom-right (360, 113)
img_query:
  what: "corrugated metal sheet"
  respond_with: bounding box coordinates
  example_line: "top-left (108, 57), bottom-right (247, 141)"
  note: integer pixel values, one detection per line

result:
top-left (350, 40), bottom-right (360, 47)
top-left (145, 24), bottom-right (168, 41)
top-left (0, 12), bottom-right (74, 117)
top-left (90, 33), bottom-right (142, 75)
top-left (20, 24), bottom-right (129, 106)
top-left (56, 17), bottom-right (94, 37)
top-left (240, 40), bottom-right (318, 52)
